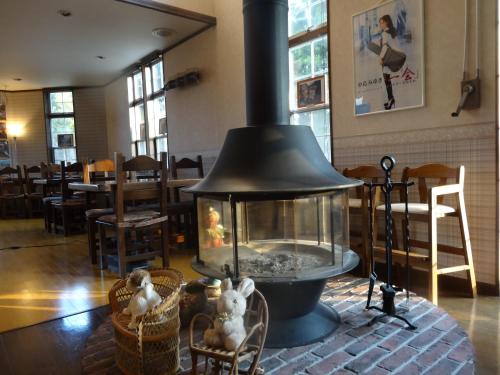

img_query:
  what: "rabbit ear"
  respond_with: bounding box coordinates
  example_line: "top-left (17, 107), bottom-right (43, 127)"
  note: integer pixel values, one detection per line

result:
top-left (221, 278), bottom-right (233, 292)
top-left (237, 278), bottom-right (255, 298)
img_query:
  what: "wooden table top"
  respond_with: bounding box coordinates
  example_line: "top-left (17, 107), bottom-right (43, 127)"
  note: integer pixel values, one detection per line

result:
top-left (33, 177), bottom-right (82, 185)
top-left (68, 178), bottom-right (200, 192)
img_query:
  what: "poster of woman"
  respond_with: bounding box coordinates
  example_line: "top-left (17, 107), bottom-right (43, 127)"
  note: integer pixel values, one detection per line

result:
top-left (352, 0), bottom-right (424, 116)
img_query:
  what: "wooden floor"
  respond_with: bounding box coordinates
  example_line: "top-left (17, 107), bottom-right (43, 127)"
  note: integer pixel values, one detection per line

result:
top-left (440, 296), bottom-right (500, 375)
top-left (0, 218), bottom-right (200, 332)
top-left (0, 218), bottom-right (498, 374)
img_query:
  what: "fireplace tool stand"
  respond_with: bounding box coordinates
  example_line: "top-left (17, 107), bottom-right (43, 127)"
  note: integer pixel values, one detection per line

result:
top-left (365, 156), bottom-right (417, 330)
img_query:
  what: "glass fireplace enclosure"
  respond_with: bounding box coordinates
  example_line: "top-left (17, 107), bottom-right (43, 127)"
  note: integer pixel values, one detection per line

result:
top-left (195, 191), bottom-right (351, 280)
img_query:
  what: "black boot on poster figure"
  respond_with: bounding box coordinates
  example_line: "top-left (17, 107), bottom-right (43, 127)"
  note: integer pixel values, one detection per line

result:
top-left (365, 155), bottom-right (417, 331)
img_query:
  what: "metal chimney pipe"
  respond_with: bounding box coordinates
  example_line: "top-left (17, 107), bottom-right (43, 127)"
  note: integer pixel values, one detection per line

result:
top-left (243, 0), bottom-right (289, 126)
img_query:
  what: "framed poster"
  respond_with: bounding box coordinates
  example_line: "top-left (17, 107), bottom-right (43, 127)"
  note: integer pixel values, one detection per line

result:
top-left (57, 134), bottom-right (74, 148)
top-left (297, 76), bottom-right (325, 109)
top-left (352, 0), bottom-right (424, 116)
top-left (0, 122), bottom-right (6, 139)
top-left (0, 104), bottom-right (6, 121)
top-left (0, 140), bottom-right (9, 159)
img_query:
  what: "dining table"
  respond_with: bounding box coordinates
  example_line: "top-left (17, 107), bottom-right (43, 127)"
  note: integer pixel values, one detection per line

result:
top-left (68, 178), bottom-right (200, 193)
top-left (33, 176), bottom-right (83, 197)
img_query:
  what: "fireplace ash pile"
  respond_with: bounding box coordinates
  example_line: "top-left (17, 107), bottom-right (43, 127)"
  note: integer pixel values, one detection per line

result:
top-left (238, 252), bottom-right (326, 276)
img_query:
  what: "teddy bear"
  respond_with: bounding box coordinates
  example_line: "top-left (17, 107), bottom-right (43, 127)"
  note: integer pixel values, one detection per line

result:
top-left (203, 277), bottom-right (255, 351)
top-left (122, 269), bottom-right (162, 329)
top-left (204, 207), bottom-right (224, 248)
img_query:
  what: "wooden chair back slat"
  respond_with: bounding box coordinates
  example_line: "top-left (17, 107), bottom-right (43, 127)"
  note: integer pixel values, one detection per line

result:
top-left (23, 165), bottom-right (42, 195)
top-left (123, 155), bottom-right (161, 172)
top-left (114, 152), bottom-right (168, 223)
top-left (0, 166), bottom-right (23, 195)
top-left (170, 155), bottom-right (204, 179)
top-left (404, 163), bottom-right (457, 179)
top-left (170, 155), bottom-right (203, 202)
top-left (83, 159), bottom-right (114, 183)
top-left (343, 165), bottom-right (385, 199)
top-left (402, 164), bottom-right (461, 205)
top-left (40, 162), bottom-right (61, 178)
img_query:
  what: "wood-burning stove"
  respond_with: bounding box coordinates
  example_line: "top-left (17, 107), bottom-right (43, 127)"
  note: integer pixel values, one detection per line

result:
top-left (184, 0), bottom-right (362, 348)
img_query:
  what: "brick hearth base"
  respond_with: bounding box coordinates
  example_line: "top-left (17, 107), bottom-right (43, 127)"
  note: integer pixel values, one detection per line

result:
top-left (81, 276), bottom-right (475, 374)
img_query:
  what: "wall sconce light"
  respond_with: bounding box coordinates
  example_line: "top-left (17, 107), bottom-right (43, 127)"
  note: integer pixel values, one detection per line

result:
top-left (6, 122), bottom-right (24, 166)
top-left (7, 122), bottom-right (24, 138)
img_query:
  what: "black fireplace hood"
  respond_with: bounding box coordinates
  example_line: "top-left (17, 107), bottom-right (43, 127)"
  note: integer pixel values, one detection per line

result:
top-left (185, 0), bottom-right (361, 197)
top-left (186, 125), bottom-right (360, 195)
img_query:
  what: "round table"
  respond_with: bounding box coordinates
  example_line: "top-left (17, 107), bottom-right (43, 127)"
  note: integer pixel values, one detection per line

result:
top-left (81, 276), bottom-right (475, 374)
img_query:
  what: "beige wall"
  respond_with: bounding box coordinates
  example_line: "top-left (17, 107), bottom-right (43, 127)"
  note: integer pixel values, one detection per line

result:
top-left (330, 0), bottom-right (497, 286)
top-left (4, 88), bottom-right (109, 166)
top-left (104, 76), bottom-right (132, 159)
top-left (163, 0), bottom-right (245, 167)
top-left (5, 91), bottom-right (47, 167)
top-left (74, 87), bottom-right (109, 160)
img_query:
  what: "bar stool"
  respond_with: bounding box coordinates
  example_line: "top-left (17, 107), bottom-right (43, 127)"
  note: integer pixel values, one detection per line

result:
top-left (375, 164), bottom-right (477, 305)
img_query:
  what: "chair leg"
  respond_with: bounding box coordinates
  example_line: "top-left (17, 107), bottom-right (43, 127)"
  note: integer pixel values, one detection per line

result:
top-left (458, 191), bottom-right (477, 298)
top-left (27, 198), bottom-right (33, 218)
top-left (428, 208), bottom-right (438, 305)
top-left (161, 220), bottom-right (170, 268)
top-left (98, 224), bottom-right (108, 269)
top-left (62, 207), bottom-right (70, 236)
top-left (360, 205), bottom-right (369, 277)
top-left (88, 218), bottom-right (98, 264)
top-left (46, 203), bottom-right (53, 233)
top-left (117, 228), bottom-right (127, 278)
top-left (43, 203), bottom-right (49, 231)
top-left (191, 351), bottom-right (198, 375)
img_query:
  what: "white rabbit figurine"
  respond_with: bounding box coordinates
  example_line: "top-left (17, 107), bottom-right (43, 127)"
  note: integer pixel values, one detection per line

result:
top-left (203, 277), bottom-right (255, 351)
top-left (122, 269), bottom-right (162, 329)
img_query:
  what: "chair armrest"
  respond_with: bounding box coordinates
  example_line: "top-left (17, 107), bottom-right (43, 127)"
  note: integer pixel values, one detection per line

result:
top-left (235, 322), bottom-right (264, 356)
top-left (430, 184), bottom-right (461, 197)
top-left (189, 313), bottom-right (214, 348)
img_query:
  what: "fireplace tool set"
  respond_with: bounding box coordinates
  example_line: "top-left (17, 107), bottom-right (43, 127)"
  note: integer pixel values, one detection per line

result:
top-left (365, 156), bottom-right (417, 330)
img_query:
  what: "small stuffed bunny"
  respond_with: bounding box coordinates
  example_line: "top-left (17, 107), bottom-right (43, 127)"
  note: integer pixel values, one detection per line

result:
top-left (203, 278), bottom-right (255, 351)
top-left (122, 269), bottom-right (162, 329)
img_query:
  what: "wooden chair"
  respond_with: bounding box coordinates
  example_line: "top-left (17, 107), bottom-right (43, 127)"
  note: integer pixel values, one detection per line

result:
top-left (84, 159), bottom-right (115, 265)
top-left (375, 164), bottom-right (477, 305)
top-left (169, 155), bottom-right (204, 247)
top-left (0, 166), bottom-right (25, 218)
top-left (23, 165), bottom-right (43, 217)
top-left (40, 162), bottom-right (64, 232)
top-left (343, 166), bottom-right (385, 276)
top-left (189, 289), bottom-right (268, 375)
top-left (83, 159), bottom-right (115, 184)
top-left (52, 161), bottom-right (86, 236)
top-left (96, 153), bottom-right (170, 278)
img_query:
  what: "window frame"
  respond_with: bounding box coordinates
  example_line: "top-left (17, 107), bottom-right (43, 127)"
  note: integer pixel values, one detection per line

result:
top-left (44, 89), bottom-right (78, 164)
top-left (127, 56), bottom-right (168, 159)
top-left (288, 0), bottom-right (333, 163)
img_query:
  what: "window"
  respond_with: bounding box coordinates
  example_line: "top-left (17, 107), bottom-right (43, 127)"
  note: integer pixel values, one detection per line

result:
top-left (127, 58), bottom-right (167, 159)
top-left (45, 91), bottom-right (77, 163)
top-left (288, 0), bottom-right (331, 161)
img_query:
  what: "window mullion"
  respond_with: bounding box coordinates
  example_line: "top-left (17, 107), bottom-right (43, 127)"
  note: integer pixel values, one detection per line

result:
top-left (141, 65), bottom-right (150, 156)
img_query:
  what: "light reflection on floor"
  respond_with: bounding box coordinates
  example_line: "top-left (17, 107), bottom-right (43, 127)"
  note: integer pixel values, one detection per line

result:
top-left (0, 218), bottom-right (200, 332)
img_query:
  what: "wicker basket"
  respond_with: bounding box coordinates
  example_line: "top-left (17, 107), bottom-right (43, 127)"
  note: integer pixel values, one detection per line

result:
top-left (109, 269), bottom-right (183, 375)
